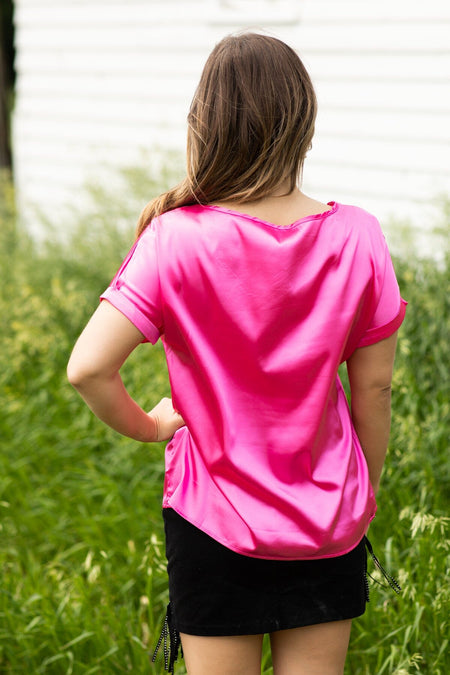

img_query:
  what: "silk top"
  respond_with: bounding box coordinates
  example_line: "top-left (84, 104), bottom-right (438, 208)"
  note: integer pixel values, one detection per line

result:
top-left (101, 202), bottom-right (406, 559)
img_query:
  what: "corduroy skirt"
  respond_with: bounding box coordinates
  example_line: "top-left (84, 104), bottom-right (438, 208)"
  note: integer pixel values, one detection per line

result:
top-left (162, 507), bottom-right (369, 636)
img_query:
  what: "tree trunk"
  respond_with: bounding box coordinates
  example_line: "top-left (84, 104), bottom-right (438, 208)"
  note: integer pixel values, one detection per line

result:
top-left (0, 9), bottom-right (12, 169)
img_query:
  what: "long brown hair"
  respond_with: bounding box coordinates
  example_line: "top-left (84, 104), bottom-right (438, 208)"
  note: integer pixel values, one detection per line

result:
top-left (136, 32), bottom-right (317, 237)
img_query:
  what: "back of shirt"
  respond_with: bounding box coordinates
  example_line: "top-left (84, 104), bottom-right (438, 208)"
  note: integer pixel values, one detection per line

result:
top-left (101, 201), bottom-right (406, 559)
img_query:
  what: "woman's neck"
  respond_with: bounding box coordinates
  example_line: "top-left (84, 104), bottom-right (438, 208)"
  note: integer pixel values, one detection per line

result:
top-left (211, 189), bottom-right (332, 228)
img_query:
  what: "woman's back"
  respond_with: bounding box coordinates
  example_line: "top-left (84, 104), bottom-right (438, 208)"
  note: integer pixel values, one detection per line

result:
top-left (100, 197), bottom-right (405, 560)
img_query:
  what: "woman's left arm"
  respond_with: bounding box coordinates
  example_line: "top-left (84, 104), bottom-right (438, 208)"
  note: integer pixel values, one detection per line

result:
top-left (67, 300), bottom-right (184, 442)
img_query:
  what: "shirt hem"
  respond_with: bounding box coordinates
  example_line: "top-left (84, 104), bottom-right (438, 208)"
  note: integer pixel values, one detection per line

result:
top-left (162, 503), bottom-right (372, 562)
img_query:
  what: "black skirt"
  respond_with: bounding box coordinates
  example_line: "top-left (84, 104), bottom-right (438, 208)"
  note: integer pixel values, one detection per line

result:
top-left (163, 508), bottom-right (369, 636)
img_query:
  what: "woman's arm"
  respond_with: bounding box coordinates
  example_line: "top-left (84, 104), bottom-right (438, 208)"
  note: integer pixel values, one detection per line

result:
top-left (346, 332), bottom-right (398, 495)
top-left (67, 300), bottom-right (184, 442)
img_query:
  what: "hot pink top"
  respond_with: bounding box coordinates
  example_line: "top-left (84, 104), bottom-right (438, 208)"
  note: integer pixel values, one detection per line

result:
top-left (101, 202), bottom-right (406, 560)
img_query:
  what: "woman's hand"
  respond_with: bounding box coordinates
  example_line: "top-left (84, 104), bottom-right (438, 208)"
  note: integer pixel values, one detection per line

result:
top-left (148, 397), bottom-right (185, 441)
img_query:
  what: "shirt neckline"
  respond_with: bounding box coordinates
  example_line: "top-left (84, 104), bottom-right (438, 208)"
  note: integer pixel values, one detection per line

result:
top-left (202, 201), bottom-right (338, 230)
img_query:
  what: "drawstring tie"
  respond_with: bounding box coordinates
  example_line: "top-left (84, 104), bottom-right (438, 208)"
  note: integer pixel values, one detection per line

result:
top-left (364, 536), bottom-right (401, 595)
top-left (151, 603), bottom-right (182, 673)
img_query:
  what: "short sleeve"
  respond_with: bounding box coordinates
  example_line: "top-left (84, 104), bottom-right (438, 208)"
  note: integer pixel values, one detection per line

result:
top-left (100, 225), bottom-right (163, 344)
top-left (356, 232), bottom-right (407, 348)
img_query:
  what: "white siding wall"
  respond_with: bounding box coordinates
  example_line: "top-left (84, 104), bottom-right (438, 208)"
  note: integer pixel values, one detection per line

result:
top-left (12, 0), bottom-right (450, 253)
top-left (297, 0), bottom-right (450, 254)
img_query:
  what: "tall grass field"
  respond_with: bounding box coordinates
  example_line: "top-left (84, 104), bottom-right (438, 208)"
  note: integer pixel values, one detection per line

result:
top-left (0, 169), bottom-right (448, 674)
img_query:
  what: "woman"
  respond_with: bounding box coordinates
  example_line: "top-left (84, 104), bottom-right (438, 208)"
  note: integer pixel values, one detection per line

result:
top-left (68, 32), bottom-right (405, 675)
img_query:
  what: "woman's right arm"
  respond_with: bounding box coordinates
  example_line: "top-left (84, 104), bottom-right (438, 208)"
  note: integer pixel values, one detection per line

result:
top-left (67, 300), bottom-right (184, 442)
top-left (346, 332), bottom-right (398, 495)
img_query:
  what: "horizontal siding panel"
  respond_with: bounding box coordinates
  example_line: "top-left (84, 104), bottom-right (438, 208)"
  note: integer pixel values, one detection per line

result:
top-left (303, 161), bottom-right (449, 203)
top-left (310, 136), bottom-right (450, 173)
top-left (13, 138), bottom-right (186, 175)
top-left (15, 101), bottom-right (186, 128)
top-left (15, 72), bottom-right (196, 102)
top-left (14, 120), bottom-right (187, 150)
top-left (12, 144), bottom-right (139, 168)
top-left (16, 10), bottom-right (449, 53)
top-left (16, 0), bottom-right (300, 27)
top-left (301, 0), bottom-right (450, 22)
top-left (315, 81), bottom-right (450, 113)
top-left (296, 23), bottom-right (450, 52)
top-left (14, 98), bottom-right (187, 127)
top-left (207, 12), bottom-right (300, 26)
top-left (303, 187), bottom-right (437, 227)
top-left (306, 53), bottom-right (450, 83)
top-left (14, 44), bottom-right (207, 65)
top-left (15, 0), bottom-right (450, 23)
top-left (15, 25), bottom-right (208, 51)
top-left (15, 49), bottom-right (206, 77)
top-left (13, 134), bottom-right (185, 167)
top-left (315, 108), bottom-right (450, 144)
top-left (14, 1), bottom-right (204, 26)
top-left (201, 0), bottom-right (301, 24)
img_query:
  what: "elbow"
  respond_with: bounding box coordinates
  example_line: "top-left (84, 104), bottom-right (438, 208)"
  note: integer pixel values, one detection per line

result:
top-left (379, 383), bottom-right (392, 396)
top-left (350, 377), bottom-right (392, 399)
top-left (67, 359), bottom-right (86, 390)
top-left (67, 354), bottom-right (116, 391)
top-left (374, 383), bottom-right (392, 411)
top-left (351, 383), bottom-right (392, 417)
top-left (67, 356), bottom-right (99, 390)
top-left (368, 382), bottom-right (392, 398)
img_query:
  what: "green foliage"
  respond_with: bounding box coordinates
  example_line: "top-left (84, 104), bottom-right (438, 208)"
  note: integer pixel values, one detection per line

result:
top-left (0, 167), bottom-right (174, 673)
top-left (0, 168), bottom-right (448, 673)
top-left (340, 244), bottom-right (450, 674)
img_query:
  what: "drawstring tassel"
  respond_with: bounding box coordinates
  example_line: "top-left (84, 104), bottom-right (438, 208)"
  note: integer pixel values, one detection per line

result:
top-left (364, 536), bottom-right (401, 594)
top-left (151, 603), bottom-right (182, 673)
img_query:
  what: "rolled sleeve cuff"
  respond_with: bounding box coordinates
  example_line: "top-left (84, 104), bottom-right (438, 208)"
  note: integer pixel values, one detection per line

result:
top-left (100, 288), bottom-right (161, 344)
top-left (357, 298), bottom-right (407, 348)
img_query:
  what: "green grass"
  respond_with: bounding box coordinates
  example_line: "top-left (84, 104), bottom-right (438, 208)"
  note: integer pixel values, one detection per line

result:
top-left (0, 169), bottom-right (448, 673)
